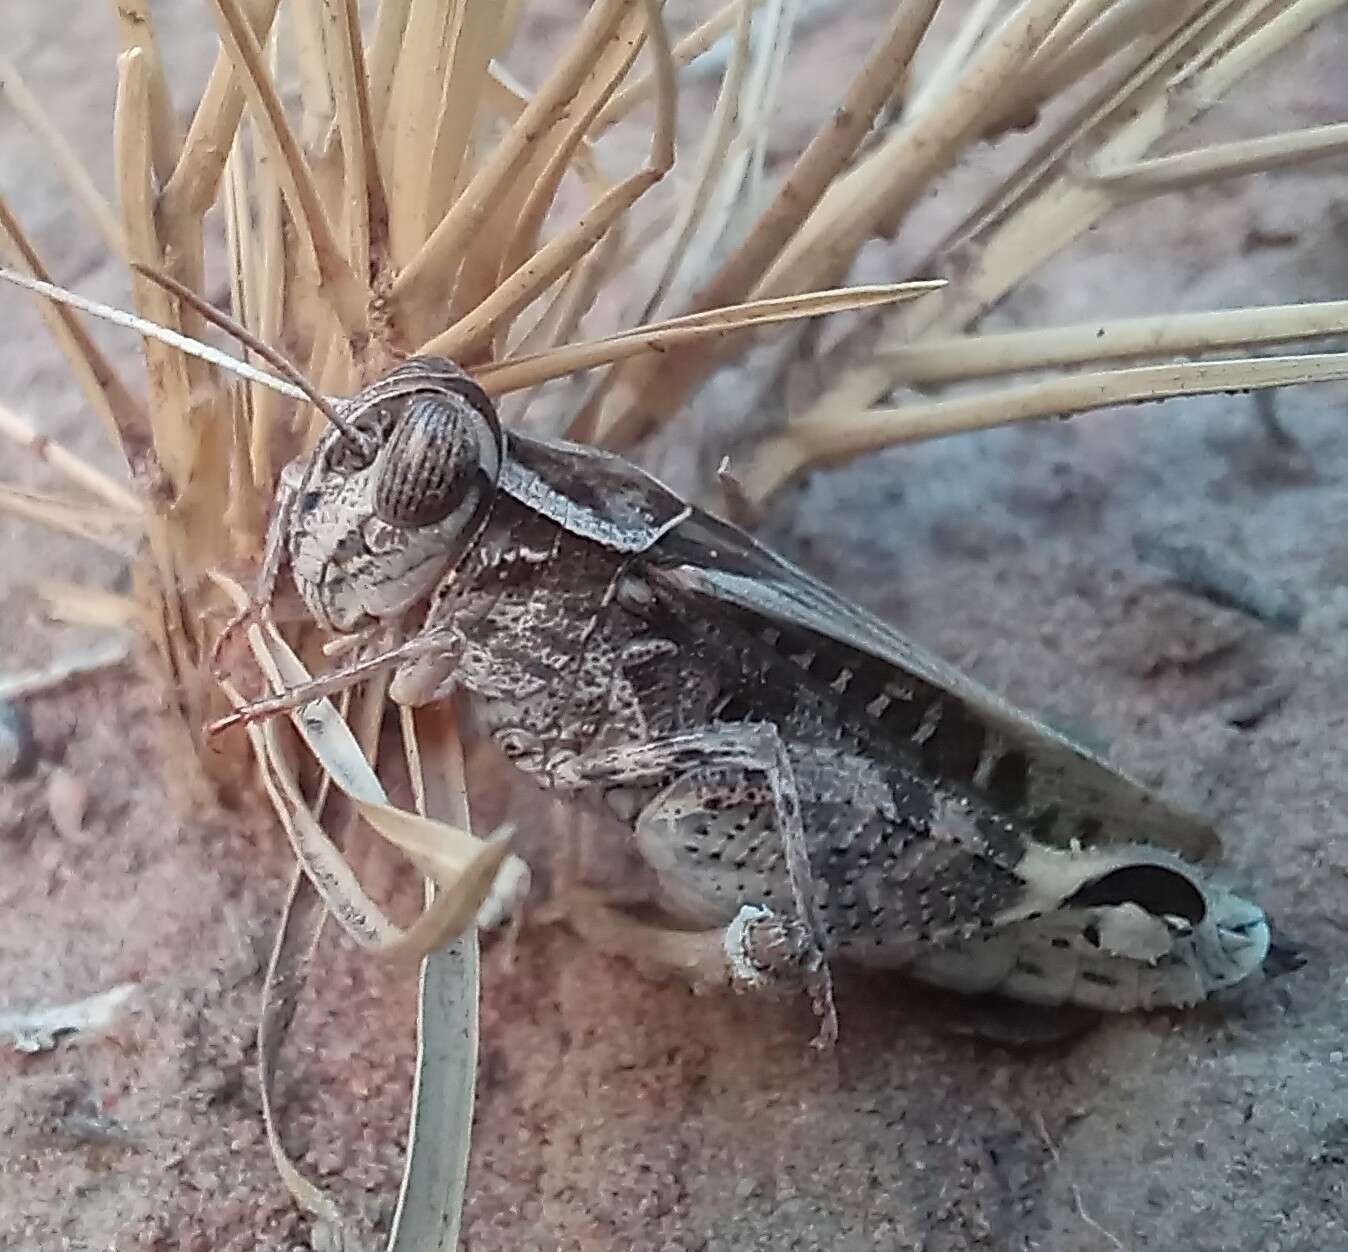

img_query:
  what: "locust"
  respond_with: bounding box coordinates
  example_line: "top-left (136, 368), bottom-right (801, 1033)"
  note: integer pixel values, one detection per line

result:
top-left (208, 353), bottom-right (1276, 1046)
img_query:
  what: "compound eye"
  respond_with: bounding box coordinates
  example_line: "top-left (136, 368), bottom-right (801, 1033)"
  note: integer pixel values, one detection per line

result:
top-left (373, 388), bottom-right (500, 528)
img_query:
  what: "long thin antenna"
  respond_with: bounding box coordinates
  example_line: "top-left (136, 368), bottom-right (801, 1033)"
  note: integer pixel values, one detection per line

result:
top-left (129, 262), bottom-right (366, 448)
top-left (0, 265), bottom-right (307, 403)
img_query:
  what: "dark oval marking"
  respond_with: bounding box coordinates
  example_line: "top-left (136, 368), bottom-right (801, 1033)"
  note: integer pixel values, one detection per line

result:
top-left (1066, 864), bottom-right (1206, 924)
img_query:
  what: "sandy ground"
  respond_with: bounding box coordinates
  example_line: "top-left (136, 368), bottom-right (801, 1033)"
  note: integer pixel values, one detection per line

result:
top-left (2, 4), bottom-right (1347, 1250)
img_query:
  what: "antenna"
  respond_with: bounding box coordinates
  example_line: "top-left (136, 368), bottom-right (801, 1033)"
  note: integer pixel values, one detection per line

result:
top-left (129, 263), bottom-right (367, 449)
top-left (0, 265), bottom-right (306, 402)
top-left (0, 264), bottom-right (367, 448)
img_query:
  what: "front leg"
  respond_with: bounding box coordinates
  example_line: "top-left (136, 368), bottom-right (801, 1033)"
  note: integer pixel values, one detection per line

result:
top-left (554, 724), bottom-right (838, 1049)
top-left (208, 627), bottom-right (459, 735)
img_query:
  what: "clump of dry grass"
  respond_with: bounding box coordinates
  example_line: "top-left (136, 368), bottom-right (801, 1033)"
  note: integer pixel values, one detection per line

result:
top-left (0, 0), bottom-right (1345, 1245)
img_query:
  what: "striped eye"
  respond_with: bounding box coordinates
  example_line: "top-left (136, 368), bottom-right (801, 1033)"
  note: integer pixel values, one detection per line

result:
top-left (373, 395), bottom-right (471, 526)
top-left (369, 366), bottom-right (503, 532)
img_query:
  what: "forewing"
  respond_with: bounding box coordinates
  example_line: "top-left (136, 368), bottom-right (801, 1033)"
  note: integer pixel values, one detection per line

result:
top-left (500, 431), bottom-right (690, 552)
top-left (647, 507), bottom-right (1220, 865)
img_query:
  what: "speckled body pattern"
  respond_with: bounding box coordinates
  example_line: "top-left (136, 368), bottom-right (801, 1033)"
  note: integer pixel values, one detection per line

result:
top-left (262, 358), bottom-right (1272, 1013)
top-left (401, 490), bottom-right (1030, 960)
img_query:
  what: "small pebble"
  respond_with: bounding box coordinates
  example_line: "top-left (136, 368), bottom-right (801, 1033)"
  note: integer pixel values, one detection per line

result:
top-left (46, 768), bottom-right (89, 840)
top-left (0, 701), bottom-right (36, 780)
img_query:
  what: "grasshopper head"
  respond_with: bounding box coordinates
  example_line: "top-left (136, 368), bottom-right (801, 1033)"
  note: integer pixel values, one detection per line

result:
top-left (287, 356), bottom-right (504, 631)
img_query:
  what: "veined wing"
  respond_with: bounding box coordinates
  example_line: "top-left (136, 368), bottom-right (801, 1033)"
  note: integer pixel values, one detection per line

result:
top-left (646, 506), bottom-right (1220, 865)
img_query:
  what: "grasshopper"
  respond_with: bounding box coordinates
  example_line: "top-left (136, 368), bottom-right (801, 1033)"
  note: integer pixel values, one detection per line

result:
top-left (209, 353), bottom-right (1277, 1046)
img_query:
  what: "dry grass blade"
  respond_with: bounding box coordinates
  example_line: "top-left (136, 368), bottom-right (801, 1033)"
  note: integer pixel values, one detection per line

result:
top-left (0, 212), bottom-right (147, 458)
top-left (421, 0), bottom-right (677, 361)
top-left (907, 0), bottom-right (1004, 116)
top-left (391, 0), bottom-right (636, 315)
top-left (387, 1), bottom-right (502, 271)
top-left (688, 0), bottom-right (798, 267)
top-left (112, 0), bottom-right (181, 180)
top-left (290, 0), bottom-right (336, 146)
top-left (161, 0), bottom-right (284, 221)
top-left (256, 868), bottom-right (350, 1236)
top-left (366, 0), bottom-right (413, 130)
top-left (212, 575), bottom-right (510, 950)
top-left (448, 2), bottom-right (642, 338)
top-left (478, 281), bottom-right (943, 397)
top-left (323, 0), bottom-right (391, 287)
top-left (388, 927), bottom-right (479, 1252)
top-left (1090, 121), bottom-right (1348, 195)
top-left (115, 48), bottom-right (204, 497)
top-left (387, 705), bottom-right (479, 1252)
top-left (758, 0), bottom-right (1076, 299)
top-left (0, 484), bottom-right (140, 552)
top-left (594, 0), bottom-right (942, 445)
top-left (875, 301), bottom-right (1348, 383)
top-left (0, 266), bottom-right (310, 405)
top-left (208, 0), bottom-right (368, 336)
top-left (748, 0), bottom-right (1348, 506)
top-left (633, 0), bottom-right (754, 323)
top-left (595, 0), bottom-right (770, 129)
top-left (742, 350), bottom-right (1348, 503)
top-left (0, 53), bottom-right (125, 257)
top-left (0, 400), bottom-right (142, 512)
top-left (493, 5), bottom-right (650, 302)
top-left (34, 581), bottom-right (143, 630)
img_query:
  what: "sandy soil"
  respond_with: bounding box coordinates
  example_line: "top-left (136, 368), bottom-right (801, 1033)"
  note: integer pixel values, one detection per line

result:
top-left (2, 4), bottom-right (1347, 1251)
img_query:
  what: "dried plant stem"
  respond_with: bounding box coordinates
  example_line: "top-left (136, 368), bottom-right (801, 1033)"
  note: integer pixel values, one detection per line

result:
top-left (633, 0), bottom-right (755, 324)
top-left (391, 0), bottom-right (635, 313)
top-left (992, 0), bottom-right (1172, 137)
top-left (366, 0), bottom-right (413, 131)
top-left (742, 350), bottom-right (1348, 503)
top-left (1091, 122), bottom-right (1348, 195)
top-left (0, 402), bottom-right (142, 512)
top-left (0, 53), bottom-right (125, 257)
top-left (479, 282), bottom-right (941, 396)
top-left (386, 1), bottom-right (502, 268)
top-left (0, 215), bottom-right (147, 463)
top-left (450, 1), bottom-right (645, 337)
top-left (116, 50), bottom-right (202, 495)
top-left (595, 0), bottom-right (770, 129)
top-left (499, 4), bottom-right (650, 289)
top-left (754, 0), bottom-right (1348, 502)
top-left (0, 485), bottom-right (139, 552)
top-left (209, 0), bottom-right (368, 338)
top-left (323, 0), bottom-right (389, 288)
top-left (290, 0), bottom-right (336, 146)
top-left (421, 0), bottom-right (677, 360)
top-left (759, 0), bottom-right (1076, 297)
top-left (161, 0), bottom-right (284, 222)
top-left (908, 0), bottom-right (1004, 116)
top-left (594, 0), bottom-right (942, 445)
top-left (943, 0), bottom-right (1215, 260)
top-left (111, 0), bottom-right (182, 180)
top-left (876, 301), bottom-right (1348, 384)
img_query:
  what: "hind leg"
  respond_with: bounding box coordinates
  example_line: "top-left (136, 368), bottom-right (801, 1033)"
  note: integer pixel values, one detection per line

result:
top-left (554, 724), bottom-right (838, 1047)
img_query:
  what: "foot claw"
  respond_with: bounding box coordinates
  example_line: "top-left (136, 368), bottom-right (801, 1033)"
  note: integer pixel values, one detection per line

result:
top-left (724, 905), bottom-right (839, 1047)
